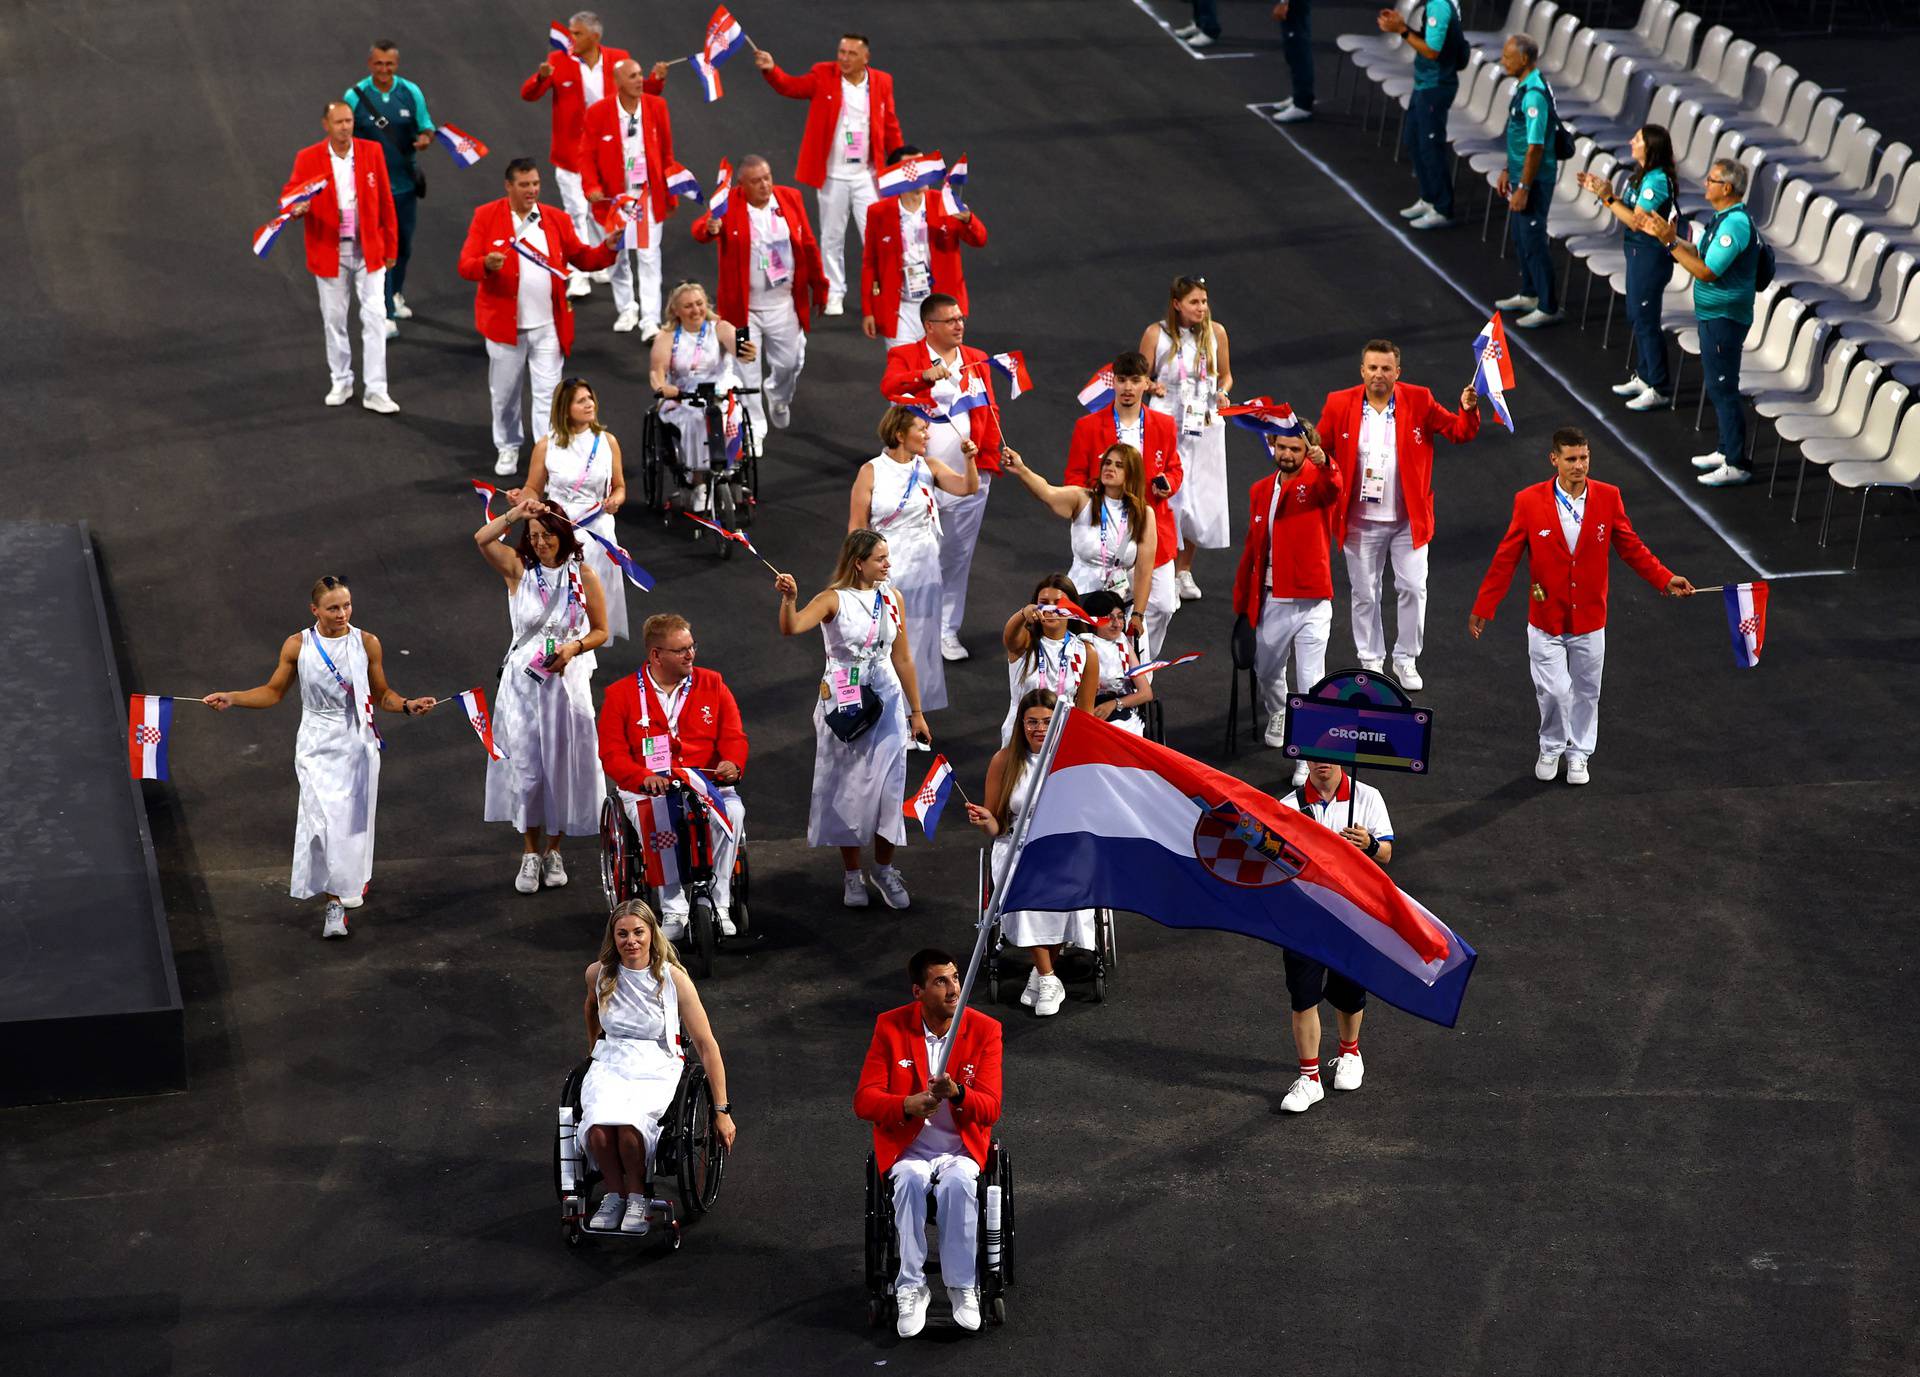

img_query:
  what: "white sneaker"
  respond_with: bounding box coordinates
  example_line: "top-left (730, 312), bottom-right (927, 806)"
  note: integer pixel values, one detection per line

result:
top-left (541, 851), bottom-right (568, 888)
top-left (1691, 450), bottom-right (1726, 471)
top-left (322, 900), bottom-right (350, 939)
top-left (948, 1284), bottom-right (983, 1331)
top-left (823, 295), bottom-right (845, 317)
top-left (589, 1193), bottom-right (623, 1230)
top-left (1398, 198), bottom-right (1433, 219)
top-left (941, 632), bottom-right (969, 661)
top-left (1280, 1074), bottom-right (1325, 1113)
top-left (340, 892), bottom-right (364, 910)
top-left (514, 853), bottom-right (541, 894)
top-left (661, 915), bottom-right (689, 942)
top-left (1272, 103), bottom-right (1313, 123)
top-left (1264, 710), bottom-right (1289, 749)
top-left (1409, 209), bottom-right (1453, 229)
top-left (1331, 1051), bottom-right (1365, 1091)
top-left (1358, 656), bottom-right (1385, 673)
top-left (325, 382), bottom-right (353, 407)
top-left (1392, 658), bottom-right (1422, 691)
top-left (1173, 22), bottom-right (1201, 38)
top-left (1493, 292), bottom-right (1538, 312)
top-left (1019, 967), bottom-right (1041, 1007)
top-left (392, 294), bottom-right (413, 320)
top-left (718, 908), bottom-right (737, 937)
top-left (566, 272), bottom-right (592, 298)
top-left (895, 1282), bottom-right (931, 1338)
top-left (1292, 760), bottom-right (1310, 787)
top-left (639, 321), bottom-right (660, 342)
top-left (1033, 974), bottom-right (1066, 1017)
top-left (1534, 751), bottom-right (1562, 782)
top-left (769, 401), bottom-right (792, 429)
top-left (1625, 386), bottom-right (1670, 411)
top-left (590, 267), bottom-right (613, 285)
top-left (1697, 462), bottom-right (1752, 487)
top-left (382, 318), bottom-right (399, 340)
top-left (691, 485), bottom-right (710, 513)
top-left (1514, 308), bottom-right (1565, 329)
top-left (494, 447), bottom-right (519, 476)
top-left (1187, 31), bottom-right (1216, 48)
top-left (1175, 570), bottom-right (1203, 600)
top-left (361, 392), bottom-right (400, 415)
top-left (1566, 755), bottom-right (1591, 786)
top-left (620, 1195), bottom-right (651, 1234)
top-left (843, 871), bottom-right (870, 908)
top-left (1610, 375), bottom-right (1645, 397)
top-left (613, 306), bottom-right (640, 333)
top-left (872, 864), bottom-right (911, 910)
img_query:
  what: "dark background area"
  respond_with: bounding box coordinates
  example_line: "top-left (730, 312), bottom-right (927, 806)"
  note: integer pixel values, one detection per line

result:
top-left (1, 2), bottom-right (1916, 1374)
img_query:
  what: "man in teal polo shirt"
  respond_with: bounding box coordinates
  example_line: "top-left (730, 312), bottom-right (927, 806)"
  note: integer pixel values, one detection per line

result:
top-left (345, 40), bottom-right (435, 332)
top-left (1640, 158), bottom-right (1761, 487)
top-left (1381, 1), bottom-right (1461, 227)
top-left (1494, 34), bottom-right (1561, 329)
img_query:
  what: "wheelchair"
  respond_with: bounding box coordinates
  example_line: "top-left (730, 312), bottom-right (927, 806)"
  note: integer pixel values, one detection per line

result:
top-left (978, 848), bottom-right (1117, 1006)
top-left (554, 1049), bottom-right (726, 1250)
top-left (639, 383), bottom-right (760, 559)
top-left (864, 1140), bottom-right (1014, 1328)
top-left (598, 776), bottom-right (751, 979)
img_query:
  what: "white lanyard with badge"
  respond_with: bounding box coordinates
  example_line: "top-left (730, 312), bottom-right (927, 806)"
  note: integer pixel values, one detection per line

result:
top-left (831, 590), bottom-right (888, 707)
top-left (1034, 637), bottom-right (1078, 696)
top-left (638, 669), bottom-right (692, 772)
top-left (840, 81), bottom-right (869, 165)
top-left (1173, 331), bottom-right (1212, 437)
top-left (752, 204), bottom-right (794, 285)
top-left (1359, 396), bottom-right (1396, 508)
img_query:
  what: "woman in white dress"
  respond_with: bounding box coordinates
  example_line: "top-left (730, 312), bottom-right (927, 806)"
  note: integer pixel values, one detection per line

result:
top-left (1076, 588), bottom-right (1154, 738)
top-left (577, 898), bottom-right (736, 1235)
top-left (773, 530), bottom-right (933, 911)
top-left (998, 574), bottom-right (1098, 744)
top-left (474, 497), bottom-right (609, 895)
top-left (524, 378), bottom-right (629, 643)
top-left (965, 689), bottom-right (1095, 1018)
top-left (999, 441), bottom-right (1156, 615)
top-left (1140, 275), bottom-right (1234, 599)
top-left (648, 280), bottom-right (757, 474)
top-left (848, 405), bottom-right (979, 714)
top-left (205, 575), bottom-right (435, 939)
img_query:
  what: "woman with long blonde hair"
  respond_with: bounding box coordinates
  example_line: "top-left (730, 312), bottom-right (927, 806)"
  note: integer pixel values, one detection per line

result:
top-left (577, 898), bottom-right (736, 1234)
top-left (522, 376), bottom-right (629, 641)
top-left (1140, 274), bottom-right (1234, 599)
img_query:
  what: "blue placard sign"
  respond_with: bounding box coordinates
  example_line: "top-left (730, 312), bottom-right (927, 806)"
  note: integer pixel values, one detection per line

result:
top-left (1282, 669), bottom-right (1433, 773)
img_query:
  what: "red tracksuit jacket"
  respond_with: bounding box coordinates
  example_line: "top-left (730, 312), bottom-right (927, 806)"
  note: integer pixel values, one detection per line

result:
top-left (282, 139), bottom-right (397, 278)
top-left (860, 196), bottom-right (987, 337)
top-left (518, 47), bottom-right (641, 174)
top-left (456, 199), bottom-right (618, 352)
top-left (597, 668), bottom-right (749, 791)
top-left (1316, 381), bottom-right (1481, 549)
top-left (1232, 460), bottom-right (1346, 614)
top-left (690, 186), bottom-right (828, 331)
top-left (879, 342), bottom-right (1006, 473)
top-left (759, 61), bottom-right (904, 189)
top-left (854, 1005), bottom-right (1002, 1174)
top-left (1471, 479), bottom-right (1673, 636)
top-left (578, 93), bottom-right (677, 239)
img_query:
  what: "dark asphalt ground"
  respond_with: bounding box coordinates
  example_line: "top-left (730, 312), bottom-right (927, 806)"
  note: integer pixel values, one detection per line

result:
top-left (3, 2), bottom-right (1917, 1374)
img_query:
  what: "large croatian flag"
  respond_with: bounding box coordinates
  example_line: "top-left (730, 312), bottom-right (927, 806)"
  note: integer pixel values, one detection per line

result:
top-left (128, 694), bottom-right (174, 780)
top-left (1723, 580), bottom-right (1768, 668)
top-left (997, 710), bottom-right (1478, 1026)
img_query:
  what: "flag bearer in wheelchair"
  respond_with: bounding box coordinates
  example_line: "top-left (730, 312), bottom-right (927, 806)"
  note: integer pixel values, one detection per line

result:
top-left (597, 612), bottom-right (748, 940)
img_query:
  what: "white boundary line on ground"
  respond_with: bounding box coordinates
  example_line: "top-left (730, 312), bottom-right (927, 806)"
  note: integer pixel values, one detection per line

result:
top-left (1244, 102), bottom-right (1849, 582)
top-left (1127, 0), bottom-right (1262, 59)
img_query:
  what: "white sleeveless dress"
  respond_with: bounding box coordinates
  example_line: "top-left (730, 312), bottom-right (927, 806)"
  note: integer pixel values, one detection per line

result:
top-left (1089, 633), bottom-right (1148, 737)
top-left (993, 760), bottom-right (1096, 950)
top-left (808, 587), bottom-right (910, 847)
top-left (1001, 633), bottom-right (1091, 745)
top-left (1067, 494), bottom-right (1138, 601)
top-left (660, 321), bottom-right (737, 470)
top-left (864, 453), bottom-right (946, 712)
top-left (291, 626), bottom-right (381, 900)
top-left (1150, 324), bottom-right (1230, 549)
top-left (543, 427), bottom-right (629, 643)
top-left (484, 560), bottom-right (606, 836)
top-left (577, 962), bottom-right (685, 1170)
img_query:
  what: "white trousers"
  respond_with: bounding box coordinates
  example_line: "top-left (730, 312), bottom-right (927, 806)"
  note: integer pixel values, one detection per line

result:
top-left (741, 295), bottom-right (806, 449)
top-left (818, 173), bottom-right (878, 300)
top-left (884, 305), bottom-right (927, 350)
top-left (934, 474), bottom-right (991, 638)
top-left (486, 324), bottom-right (564, 451)
top-left (552, 168), bottom-right (597, 266)
top-left (610, 208), bottom-right (663, 326)
top-left (1256, 596), bottom-right (1332, 718)
top-left (891, 1150), bottom-right (980, 1290)
top-left (316, 244), bottom-right (388, 396)
top-left (1527, 624), bottom-right (1605, 758)
top-left (1143, 562), bottom-right (1179, 659)
top-left (621, 787), bottom-right (744, 919)
top-left (1343, 519), bottom-right (1429, 663)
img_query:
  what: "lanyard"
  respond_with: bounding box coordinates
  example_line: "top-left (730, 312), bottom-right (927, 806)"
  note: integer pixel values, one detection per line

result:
top-left (1035, 636), bottom-right (1076, 694)
top-left (672, 320), bottom-right (712, 371)
top-left (877, 459), bottom-right (927, 527)
top-left (1096, 497), bottom-right (1127, 572)
top-left (860, 589), bottom-right (888, 656)
top-left (562, 431), bottom-right (601, 503)
top-left (308, 628), bottom-right (353, 704)
top-left (1111, 403), bottom-right (1142, 446)
top-left (1554, 483), bottom-right (1585, 527)
top-left (533, 563), bottom-right (580, 625)
top-left (638, 669), bottom-right (692, 736)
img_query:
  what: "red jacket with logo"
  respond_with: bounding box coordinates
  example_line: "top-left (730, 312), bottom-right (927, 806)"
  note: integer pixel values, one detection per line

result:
top-left (879, 342), bottom-right (1006, 473)
top-left (283, 139), bottom-right (397, 277)
top-left (854, 1004), bottom-right (1002, 1174)
top-left (455, 198), bottom-right (619, 352)
top-left (690, 186), bottom-right (828, 331)
top-left (860, 196), bottom-right (987, 337)
top-left (1064, 408), bottom-right (1183, 569)
top-left (1471, 479), bottom-right (1673, 636)
top-left (578, 93), bottom-right (677, 236)
top-left (1232, 460), bottom-right (1346, 614)
top-left (759, 62), bottom-right (904, 188)
top-left (597, 667), bottom-right (748, 792)
top-left (518, 47), bottom-right (642, 174)
top-left (1316, 381), bottom-right (1481, 549)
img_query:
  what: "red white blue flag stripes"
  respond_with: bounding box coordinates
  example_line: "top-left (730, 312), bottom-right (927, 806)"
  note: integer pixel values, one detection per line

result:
top-left (1471, 312), bottom-right (1517, 431)
top-left (434, 124), bottom-right (490, 168)
top-left (128, 694), bottom-right (173, 780)
top-left (905, 755), bottom-right (956, 838)
top-left (455, 687), bottom-right (506, 760)
top-left (1125, 652), bottom-right (1204, 678)
top-left (877, 151), bottom-right (946, 198)
top-left (689, 51), bottom-right (724, 103)
top-left (704, 5), bottom-right (747, 65)
top-left (1220, 398), bottom-right (1305, 438)
top-left (1078, 366), bottom-right (1115, 412)
top-left (1723, 581), bottom-right (1768, 668)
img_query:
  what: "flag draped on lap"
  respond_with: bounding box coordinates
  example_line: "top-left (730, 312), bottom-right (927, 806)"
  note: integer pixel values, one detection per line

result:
top-left (704, 5), bottom-right (747, 64)
top-left (1723, 581), bottom-right (1768, 667)
top-left (636, 792), bottom-right (685, 889)
top-left (1125, 652), bottom-right (1203, 678)
top-left (1471, 312), bottom-right (1516, 430)
top-left (1078, 366), bottom-right (1116, 412)
top-left (877, 150), bottom-right (945, 198)
top-left (689, 51), bottom-right (724, 102)
top-left (997, 710), bottom-right (1478, 1026)
top-left (906, 755), bottom-right (956, 837)
top-left (128, 694), bottom-right (173, 780)
top-left (456, 687), bottom-right (506, 760)
top-left (1220, 398), bottom-right (1305, 437)
top-left (986, 351), bottom-right (1031, 399)
top-left (434, 124), bottom-right (489, 167)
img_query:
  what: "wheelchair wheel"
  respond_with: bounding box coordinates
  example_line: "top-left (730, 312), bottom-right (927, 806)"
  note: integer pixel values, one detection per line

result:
top-left (711, 483), bottom-right (737, 560)
top-left (999, 1148), bottom-right (1016, 1290)
top-left (863, 1150), bottom-right (898, 1323)
top-left (598, 798), bottom-right (625, 910)
top-left (675, 1061), bottom-right (725, 1217)
top-left (1144, 699), bottom-right (1166, 744)
top-left (688, 893), bottom-right (717, 978)
top-left (730, 849), bottom-right (751, 937)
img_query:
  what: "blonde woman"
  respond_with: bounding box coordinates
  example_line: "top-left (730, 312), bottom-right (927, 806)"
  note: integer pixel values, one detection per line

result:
top-left (578, 899), bottom-right (736, 1234)
top-left (524, 377), bottom-right (628, 641)
top-left (999, 441), bottom-right (1155, 614)
top-left (649, 280), bottom-right (757, 470)
top-left (1140, 275), bottom-right (1234, 598)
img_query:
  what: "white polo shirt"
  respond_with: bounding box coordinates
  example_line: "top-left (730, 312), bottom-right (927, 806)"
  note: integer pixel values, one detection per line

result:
top-left (916, 1021), bottom-right (967, 1157)
top-left (1281, 774), bottom-right (1394, 842)
top-left (513, 208), bottom-right (556, 331)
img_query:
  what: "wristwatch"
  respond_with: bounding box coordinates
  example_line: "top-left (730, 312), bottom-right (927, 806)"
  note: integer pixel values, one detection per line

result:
top-left (713, 1101), bottom-right (732, 1116)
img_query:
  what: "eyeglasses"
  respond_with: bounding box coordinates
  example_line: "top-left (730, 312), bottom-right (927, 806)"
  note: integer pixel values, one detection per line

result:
top-left (657, 642), bottom-right (697, 655)
top-left (926, 315), bottom-right (965, 326)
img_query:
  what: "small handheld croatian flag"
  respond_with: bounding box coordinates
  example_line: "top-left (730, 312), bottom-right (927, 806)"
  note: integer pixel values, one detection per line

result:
top-left (943, 152), bottom-right (970, 212)
top-left (689, 51), bottom-right (725, 102)
top-left (455, 687), bottom-right (506, 760)
top-left (434, 124), bottom-right (490, 167)
top-left (1220, 398), bottom-right (1306, 437)
top-left (988, 351), bottom-right (1032, 400)
top-left (683, 511), bottom-right (758, 552)
top-left (664, 162), bottom-right (703, 201)
top-left (1050, 596), bottom-right (1113, 629)
top-left (887, 392), bottom-right (949, 424)
top-left (253, 179), bottom-right (329, 259)
top-left (470, 478), bottom-right (503, 518)
top-left (1723, 581), bottom-right (1768, 668)
top-left (707, 158), bottom-right (733, 220)
top-left (128, 694), bottom-right (174, 780)
top-left (1078, 365), bottom-right (1116, 413)
top-left (578, 525), bottom-right (657, 591)
top-left (877, 150), bottom-right (946, 198)
top-left (905, 755), bottom-right (956, 838)
top-left (252, 213), bottom-right (295, 259)
top-left (1471, 312), bottom-right (1516, 430)
top-left (548, 21), bottom-right (573, 53)
top-left (513, 235), bottom-right (568, 281)
top-left (705, 5), bottom-right (748, 65)
top-left (675, 767), bottom-right (737, 841)
top-left (724, 394), bottom-right (744, 464)
top-left (280, 178), bottom-right (328, 212)
top-left (948, 371), bottom-right (993, 417)
top-left (1125, 652), bottom-right (1204, 678)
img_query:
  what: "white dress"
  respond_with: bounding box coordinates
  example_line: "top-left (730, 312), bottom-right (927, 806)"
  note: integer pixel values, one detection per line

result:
top-left (865, 453), bottom-right (947, 712)
top-left (808, 587), bottom-right (910, 847)
top-left (1066, 494), bottom-right (1139, 601)
top-left (1089, 633), bottom-right (1148, 738)
top-left (1150, 324), bottom-right (1230, 549)
top-left (994, 759), bottom-right (1096, 950)
top-left (484, 561), bottom-right (606, 836)
top-left (291, 626), bottom-right (382, 900)
top-left (659, 321), bottom-right (737, 471)
top-left (1001, 633), bottom-right (1092, 745)
top-left (576, 962), bottom-right (684, 1171)
top-left (543, 427), bottom-right (629, 643)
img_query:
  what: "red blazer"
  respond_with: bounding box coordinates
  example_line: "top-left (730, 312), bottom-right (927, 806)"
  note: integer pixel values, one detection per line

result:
top-left (578, 93), bottom-right (678, 240)
top-left (760, 62), bottom-right (904, 189)
top-left (854, 1005), bottom-right (1002, 1174)
top-left (1232, 461), bottom-right (1346, 614)
top-left (879, 342), bottom-right (1005, 473)
top-left (1471, 480), bottom-right (1673, 637)
top-left (282, 139), bottom-right (397, 278)
top-left (597, 667), bottom-right (748, 791)
top-left (860, 196), bottom-right (987, 337)
top-left (690, 186), bottom-right (828, 332)
top-left (518, 47), bottom-right (643, 174)
top-left (1316, 382), bottom-right (1481, 549)
top-left (1065, 409), bottom-right (1182, 569)
top-left (455, 199), bottom-right (619, 352)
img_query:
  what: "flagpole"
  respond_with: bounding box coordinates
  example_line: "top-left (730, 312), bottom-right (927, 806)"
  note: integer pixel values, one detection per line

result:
top-left (1691, 584), bottom-right (1735, 593)
top-left (662, 55), bottom-right (689, 66)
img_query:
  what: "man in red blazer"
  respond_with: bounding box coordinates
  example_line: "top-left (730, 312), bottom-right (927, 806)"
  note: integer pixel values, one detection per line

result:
top-left (1317, 338), bottom-right (1481, 690)
top-left (598, 613), bottom-right (748, 937)
top-left (692, 156), bottom-right (827, 444)
top-left (1470, 426), bottom-right (1694, 785)
top-left (457, 159), bottom-right (619, 476)
top-left (879, 297), bottom-right (1004, 659)
top-left (755, 35), bottom-right (905, 316)
top-left (854, 948), bottom-right (1003, 1338)
top-left (1064, 352), bottom-right (1184, 656)
top-left (283, 102), bottom-right (400, 414)
top-left (861, 145), bottom-right (987, 348)
top-left (1231, 416), bottom-right (1345, 782)
top-left (580, 58), bottom-right (677, 339)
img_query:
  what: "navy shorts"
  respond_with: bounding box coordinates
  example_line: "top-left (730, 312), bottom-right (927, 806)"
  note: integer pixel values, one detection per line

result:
top-left (1283, 951), bottom-right (1367, 1014)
